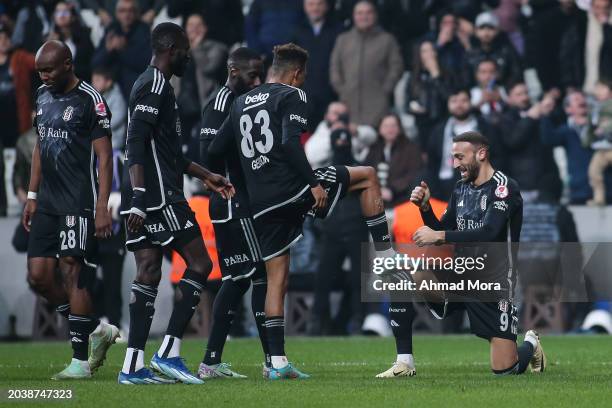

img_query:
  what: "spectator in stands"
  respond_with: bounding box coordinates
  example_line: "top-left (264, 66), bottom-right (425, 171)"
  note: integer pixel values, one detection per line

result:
top-left (464, 11), bottom-right (523, 87)
top-left (10, 0), bottom-right (49, 52)
top-left (493, 0), bottom-right (524, 55)
top-left (0, 26), bottom-right (35, 217)
top-left (425, 0), bottom-right (501, 24)
top-left (470, 59), bottom-right (506, 121)
top-left (364, 113), bottom-right (422, 207)
top-left (426, 12), bottom-right (469, 77)
top-left (523, 0), bottom-right (578, 91)
top-left (500, 82), bottom-right (559, 198)
top-left (540, 90), bottom-right (609, 204)
top-left (91, 0), bottom-right (151, 99)
top-left (305, 101), bottom-right (377, 168)
top-left (427, 87), bottom-right (500, 199)
top-left (47, 1), bottom-right (94, 81)
top-left (91, 66), bottom-right (127, 149)
top-left (330, 0), bottom-right (403, 126)
top-left (166, 0), bottom-right (243, 47)
top-left (405, 40), bottom-right (453, 149)
top-left (185, 13), bottom-right (228, 106)
top-left (244, 0), bottom-right (303, 62)
top-left (291, 0), bottom-right (341, 131)
top-left (586, 80), bottom-right (612, 205)
top-left (560, 0), bottom-right (612, 94)
top-left (81, 0), bottom-right (164, 27)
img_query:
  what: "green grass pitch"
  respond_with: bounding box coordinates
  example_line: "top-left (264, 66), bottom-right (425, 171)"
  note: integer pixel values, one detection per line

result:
top-left (1, 335), bottom-right (611, 407)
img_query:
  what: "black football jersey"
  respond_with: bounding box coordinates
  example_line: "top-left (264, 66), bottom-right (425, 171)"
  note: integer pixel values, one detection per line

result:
top-left (33, 81), bottom-right (112, 216)
top-left (199, 86), bottom-right (252, 222)
top-left (122, 66), bottom-right (188, 212)
top-left (426, 170), bottom-right (523, 296)
top-left (212, 83), bottom-right (310, 218)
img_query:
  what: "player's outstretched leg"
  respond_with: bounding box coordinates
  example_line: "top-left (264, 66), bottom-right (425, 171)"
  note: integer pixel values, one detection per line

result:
top-left (151, 236), bottom-right (210, 384)
top-left (198, 278), bottom-right (250, 379)
top-left (346, 166), bottom-right (394, 256)
top-left (376, 302), bottom-right (417, 378)
top-left (119, 248), bottom-right (174, 385)
top-left (51, 257), bottom-right (99, 380)
top-left (264, 255), bottom-right (310, 380)
top-left (250, 266), bottom-right (272, 377)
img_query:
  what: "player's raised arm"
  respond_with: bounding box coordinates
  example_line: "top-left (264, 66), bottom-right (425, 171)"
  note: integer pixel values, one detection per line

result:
top-left (411, 181), bottom-right (457, 231)
top-left (22, 140), bottom-right (41, 231)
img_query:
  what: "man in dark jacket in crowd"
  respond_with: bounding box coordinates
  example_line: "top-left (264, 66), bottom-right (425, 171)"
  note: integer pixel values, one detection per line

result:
top-left (166, 0), bottom-right (244, 47)
top-left (501, 82), bottom-right (560, 197)
top-left (464, 11), bottom-right (522, 87)
top-left (560, 0), bottom-right (612, 93)
top-left (244, 0), bottom-right (303, 62)
top-left (427, 87), bottom-right (502, 199)
top-left (91, 0), bottom-right (151, 99)
top-left (291, 0), bottom-right (341, 131)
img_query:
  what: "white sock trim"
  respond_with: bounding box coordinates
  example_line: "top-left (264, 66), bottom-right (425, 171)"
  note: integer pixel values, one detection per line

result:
top-left (122, 348), bottom-right (144, 374)
top-left (271, 356), bottom-right (288, 369)
top-left (524, 333), bottom-right (538, 349)
top-left (158, 335), bottom-right (181, 358)
top-left (396, 354), bottom-right (414, 366)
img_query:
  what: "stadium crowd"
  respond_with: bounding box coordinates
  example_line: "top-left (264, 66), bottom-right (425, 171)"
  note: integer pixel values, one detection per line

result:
top-left (1, 0), bottom-right (610, 336)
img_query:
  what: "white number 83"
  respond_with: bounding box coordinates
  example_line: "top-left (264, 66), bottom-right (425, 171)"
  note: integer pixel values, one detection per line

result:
top-left (240, 110), bottom-right (273, 158)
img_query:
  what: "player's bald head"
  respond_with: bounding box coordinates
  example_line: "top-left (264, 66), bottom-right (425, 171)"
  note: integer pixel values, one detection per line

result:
top-left (36, 40), bottom-right (72, 64)
top-left (35, 40), bottom-right (75, 92)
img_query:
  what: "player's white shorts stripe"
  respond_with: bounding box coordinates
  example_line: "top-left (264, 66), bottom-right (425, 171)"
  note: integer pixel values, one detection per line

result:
top-left (246, 219), bottom-right (263, 258)
top-left (162, 208), bottom-right (175, 231)
top-left (240, 219), bottom-right (258, 261)
top-left (232, 266), bottom-right (257, 281)
top-left (168, 206), bottom-right (181, 230)
top-left (126, 235), bottom-right (147, 245)
top-left (325, 182), bottom-right (343, 219)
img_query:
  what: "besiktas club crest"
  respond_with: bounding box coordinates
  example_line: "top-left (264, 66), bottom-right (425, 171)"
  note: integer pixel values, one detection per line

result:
top-left (63, 106), bottom-right (74, 121)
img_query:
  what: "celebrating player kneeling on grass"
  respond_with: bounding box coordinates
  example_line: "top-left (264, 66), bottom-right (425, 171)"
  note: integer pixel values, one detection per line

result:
top-left (118, 22), bottom-right (234, 385)
top-left (377, 131), bottom-right (546, 378)
top-left (198, 48), bottom-right (271, 379)
top-left (209, 43), bottom-right (397, 380)
top-left (24, 40), bottom-right (119, 380)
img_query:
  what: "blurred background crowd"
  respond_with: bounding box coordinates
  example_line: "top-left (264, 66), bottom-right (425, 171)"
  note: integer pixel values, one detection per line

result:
top-left (1, 0), bottom-right (611, 340)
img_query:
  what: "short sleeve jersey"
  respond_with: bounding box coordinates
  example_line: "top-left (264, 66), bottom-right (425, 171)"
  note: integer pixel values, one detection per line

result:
top-left (33, 81), bottom-right (112, 215)
top-left (123, 66), bottom-right (187, 212)
top-left (217, 82), bottom-right (310, 218)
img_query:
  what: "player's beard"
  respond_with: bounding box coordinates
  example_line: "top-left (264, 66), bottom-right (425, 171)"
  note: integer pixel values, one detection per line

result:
top-left (460, 159), bottom-right (480, 182)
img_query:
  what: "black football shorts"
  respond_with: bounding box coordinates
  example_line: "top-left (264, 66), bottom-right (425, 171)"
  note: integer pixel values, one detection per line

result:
top-left (253, 165), bottom-right (350, 261)
top-left (27, 211), bottom-right (97, 266)
top-left (213, 217), bottom-right (265, 281)
top-left (125, 201), bottom-right (201, 252)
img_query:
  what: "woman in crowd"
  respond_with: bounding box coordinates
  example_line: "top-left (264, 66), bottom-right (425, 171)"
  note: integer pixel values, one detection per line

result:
top-left (405, 40), bottom-right (454, 149)
top-left (365, 113), bottom-right (423, 207)
top-left (47, 1), bottom-right (94, 81)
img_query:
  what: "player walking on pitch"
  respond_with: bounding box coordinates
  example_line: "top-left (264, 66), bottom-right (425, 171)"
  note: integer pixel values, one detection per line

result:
top-left (376, 131), bottom-right (546, 378)
top-left (24, 40), bottom-right (119, 380)
top-left (198, 47), bottom-right (272, 379)
top-left (209, 43), bottom-right (396, 380)
top-left (118, 22), bottom-right (234, 385)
